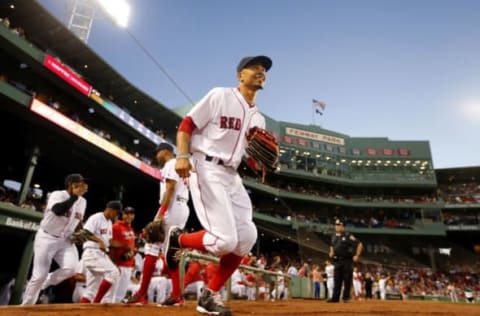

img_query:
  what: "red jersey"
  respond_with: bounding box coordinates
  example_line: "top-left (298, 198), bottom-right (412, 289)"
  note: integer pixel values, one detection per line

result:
top-left (112, 220), bottom-right (136, 267)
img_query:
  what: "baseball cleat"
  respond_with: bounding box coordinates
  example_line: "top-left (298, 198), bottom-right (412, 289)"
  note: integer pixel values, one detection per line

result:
top-left (122, 292), bottom-right (148, 305)
top-left (161, 295), bottom-right (185, 306)
top-left (164, 226), bottom-right (183, 270)
top-left (196, 288), bottom-right (232, 316)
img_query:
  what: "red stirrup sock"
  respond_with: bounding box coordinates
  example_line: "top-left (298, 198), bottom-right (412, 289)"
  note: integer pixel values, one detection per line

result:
top-left (179, 230), bottom-right (207, 251)
top-left (79, 297), bottom-right (91, 303)
top-left (208, 253), bottom-right (243, 292)
top-left (93, 279), bottom-right (112, 303)
top-left (137, 254), bottom-right (157, 297)
top-left (169, 267), bottom-right (182, 297)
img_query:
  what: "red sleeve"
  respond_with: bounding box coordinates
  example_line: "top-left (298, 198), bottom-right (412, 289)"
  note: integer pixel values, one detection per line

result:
top-left (178, 116), bottom-right (196, 136)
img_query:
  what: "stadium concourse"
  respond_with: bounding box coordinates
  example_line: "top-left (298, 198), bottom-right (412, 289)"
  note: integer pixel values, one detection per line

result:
top-left (0, 0), bottom-right (479, 313)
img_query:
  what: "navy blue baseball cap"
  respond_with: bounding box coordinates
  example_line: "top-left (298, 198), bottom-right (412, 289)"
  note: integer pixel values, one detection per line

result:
top-left (122, 206), bottom-right (135, 214)
top-left (237, 55), bottom-right (272, 72)
top-left (155, 142), bottom-right (174, 153)
top-left (106, 200), bottom-right (123, 212)
top-left (64, 173), bottom-right (88, 187)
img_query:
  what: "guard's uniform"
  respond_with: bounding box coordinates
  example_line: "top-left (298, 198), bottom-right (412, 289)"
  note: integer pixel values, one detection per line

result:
top-left (330, 231), bottom-right (360, 301)
top-left (187, 87), bottom-right (264, 257)
top-left (22, 190), bottom-right (86, 305)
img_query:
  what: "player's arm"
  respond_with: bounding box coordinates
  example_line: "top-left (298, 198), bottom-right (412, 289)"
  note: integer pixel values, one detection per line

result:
top-left (329, 246), bottom-right (334, 258)
top-left (51, 183), bottom-right (87, 215)
top-left (176, 116), bottom-right (196, 178)
top-left (155, 178), bottom-right (176, 220)
top-left (85, 231), bottom-right (107, 251)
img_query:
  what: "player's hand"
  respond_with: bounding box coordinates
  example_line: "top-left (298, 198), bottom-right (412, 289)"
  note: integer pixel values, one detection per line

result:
top-left (353, 255), bottom-right (360, 263)
top-left (175, 157), bottom-right (192, 178)
top-left (72, 182), bottom-right (88, 196)
top-left (98, 239), bottom-right (107, 252)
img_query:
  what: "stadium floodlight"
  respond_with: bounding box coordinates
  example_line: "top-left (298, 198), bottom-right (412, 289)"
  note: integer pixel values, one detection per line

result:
top-left (96, 0), bottom-right (130, 28)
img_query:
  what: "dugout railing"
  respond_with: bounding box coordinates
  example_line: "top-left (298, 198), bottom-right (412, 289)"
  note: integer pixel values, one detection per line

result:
top-left (179, 251), bottom-right (316, 300)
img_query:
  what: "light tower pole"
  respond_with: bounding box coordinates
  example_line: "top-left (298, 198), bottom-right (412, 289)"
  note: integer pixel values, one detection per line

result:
top-left (67, 0), bottom-right (130, 44)
top-left (67, 0), bottom-right (96, 43)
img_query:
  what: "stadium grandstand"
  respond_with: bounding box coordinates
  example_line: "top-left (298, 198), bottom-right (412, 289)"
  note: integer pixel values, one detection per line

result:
top-left (0, 0), bottom-right (478, 307)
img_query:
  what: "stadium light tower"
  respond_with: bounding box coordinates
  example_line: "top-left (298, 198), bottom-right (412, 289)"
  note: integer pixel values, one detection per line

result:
top-left (67, 0), bottom-right (130, 43)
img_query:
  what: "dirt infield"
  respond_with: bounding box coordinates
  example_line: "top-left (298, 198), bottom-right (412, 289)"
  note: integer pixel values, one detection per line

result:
top-left (0, 299), bottom-right (479, 316)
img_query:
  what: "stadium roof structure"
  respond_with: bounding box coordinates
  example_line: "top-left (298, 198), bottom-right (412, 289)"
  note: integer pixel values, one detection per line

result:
top-left (1, 0), bottom-right (182, 137)
top-left (436, 166), bottom-right (480, 183)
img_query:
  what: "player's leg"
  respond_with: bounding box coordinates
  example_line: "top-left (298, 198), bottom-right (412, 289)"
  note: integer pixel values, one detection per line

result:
top-left (148, 277), bottom-right (160, 303)
top-left (21, 232), bottom-right (58, 305)
top-left (91, 252), bottom-right (120, 303)
top-left (156, 277), bottom-right (170, 304)
top-left (80, 268), bottom-right (100, 303)
top-left (112, 266), bottom-right (133, 302)
top-left (125, 243), bottom-right (161, 303)
top-left (47, 242), bottom-right (79, 287)
top-left (172, 161), bottom-right (238, 315)
top-left (176, 164), bottom-right (239, 256)
top-left (327, 278), bottom-right (334, 299)
top-left (162, 206), bottom-right (188, 305)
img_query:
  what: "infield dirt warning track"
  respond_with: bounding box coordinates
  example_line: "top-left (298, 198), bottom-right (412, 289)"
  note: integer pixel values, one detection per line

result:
top-left (0, 299), bottom-right (479, 316)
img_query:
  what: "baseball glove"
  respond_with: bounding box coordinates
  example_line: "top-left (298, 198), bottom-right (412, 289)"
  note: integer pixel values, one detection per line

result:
top-left (143, 219), bottom-right (165, 243)
top-left (246, 127), bottom-right (279, 172)
top-left (69, 229), bottom-right (91, 246)
top-left (120, 248), bottom-right (135, 261)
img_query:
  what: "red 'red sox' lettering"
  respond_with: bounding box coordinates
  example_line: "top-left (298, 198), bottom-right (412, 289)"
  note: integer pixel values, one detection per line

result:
top-left (220, 116), bottom-right (241, 130)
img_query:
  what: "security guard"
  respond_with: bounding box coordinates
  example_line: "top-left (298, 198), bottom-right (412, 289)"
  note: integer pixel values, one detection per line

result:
top-left (327, 218), bottom-right (363, 303)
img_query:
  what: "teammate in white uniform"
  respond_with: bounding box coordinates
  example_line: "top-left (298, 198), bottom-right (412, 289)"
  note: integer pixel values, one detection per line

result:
top-left (325, 260), bottom-right (334, 299)
top-left (167, 55), bottom-right (273, 316)
top-left (79, 201), bottom-right (121, 303)
top-left (22, 173), bottom-right (88, 305)
top-left (352, 266), bottom-right (363, 299)
top-left (126, 143), bottom-right (189, 305)
top-left (147, 258), bottom-right (171, 304)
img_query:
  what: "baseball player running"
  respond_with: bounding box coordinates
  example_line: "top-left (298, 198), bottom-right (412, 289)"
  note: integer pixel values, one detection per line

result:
top-left (22, 173), bottom-right (88, 305)
top-left (79, 201), bottom-right (121, 303)
top-left (126, 142), bottom-right (189, 305)
top-left (166, 55), bottom-right (273, 316)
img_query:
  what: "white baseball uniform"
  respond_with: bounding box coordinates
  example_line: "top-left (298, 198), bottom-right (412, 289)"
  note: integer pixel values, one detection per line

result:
top-left (144, 157), bottom-right (189, 257)
top-left (22, 190), bottom-right (86, 305)
top-left (187, 87), bottom-right (264, 257)
top-left (325, 264), bottom-right (334, 299)
top-left (81, 212), bottom-right (120, 302)
top-left (147, 259), bottom-right (171, 304)
top-left (353, 271), bottom-right (362, 297)
top-left (230, 269), bottom-right (246, 298)
top-left (270, 270), bottom-right (287, 300)
top-left (72, 259), bottom-right (86, 303)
